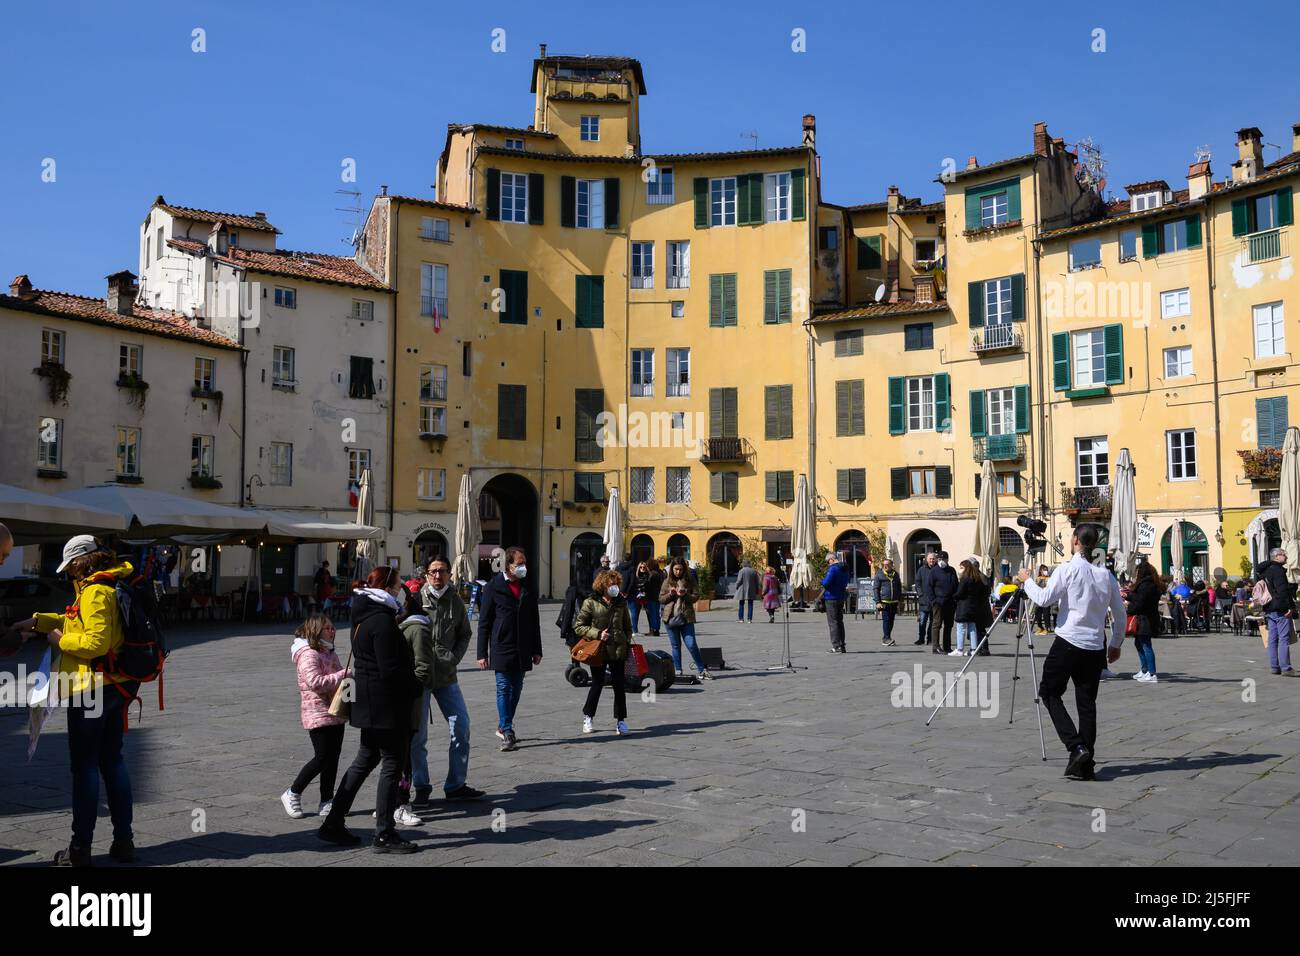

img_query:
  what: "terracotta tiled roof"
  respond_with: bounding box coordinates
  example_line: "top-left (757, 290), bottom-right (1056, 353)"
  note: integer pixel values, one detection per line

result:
top-left (899, 201), bottom-right (944, 214)
top-left (474, 144), bottom-right (809, 167)
top-left (449, 123), bottom-right (556, 139)
top-left (944, 154), bottom-right (1036, 183)
top-left (476, 146), bottom-right (640, 165)
top-left (1266, 151), bottom-right (1300, 171)
top-left (1042, 189), bottom-right (1199, 241)
top-left (153, 196), bottom-right (279, 234)
top-left (386, 195), bottom-right (478, 214)
top-left (165, 240), bottom-right (389, 291)
top-left (1124, 180), bottom-right (1169, 194)
top-left (651, 145), bottom-right (808, 163)
top-left (809, 299), bottom-right (949, 325)
top-left (0, 287), bottom-right (242, 350)
top-left (531, 55), bottom-right (647, 95)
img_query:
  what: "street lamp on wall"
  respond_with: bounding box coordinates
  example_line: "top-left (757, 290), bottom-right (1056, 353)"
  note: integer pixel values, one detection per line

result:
top-left (245, 474), bottom-right (264, 506)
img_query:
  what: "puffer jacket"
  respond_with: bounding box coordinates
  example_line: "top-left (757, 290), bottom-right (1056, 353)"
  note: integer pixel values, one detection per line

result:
top-left (574, 595), bottom-right (633, 663)
top-left (33, 560), bottom-right (134, 699)
top-left (292, 638), bottom-right (347, 730)
top-left (659, 576), bottom-right (697, 625)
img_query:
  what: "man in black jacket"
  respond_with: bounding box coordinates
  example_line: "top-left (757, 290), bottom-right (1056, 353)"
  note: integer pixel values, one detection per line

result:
top-left (913, 552), bottom-right (937, 645)
top-left (477, 547), bottom-right (543, 750)
top-left (925, 551), bottom-right (959, 654)
top-left (1255, 548), bottom-right (1298, 676)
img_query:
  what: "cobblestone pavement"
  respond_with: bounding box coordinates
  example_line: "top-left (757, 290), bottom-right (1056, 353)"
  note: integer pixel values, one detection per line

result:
top-left (2, 605), bottom-right (1296, 866)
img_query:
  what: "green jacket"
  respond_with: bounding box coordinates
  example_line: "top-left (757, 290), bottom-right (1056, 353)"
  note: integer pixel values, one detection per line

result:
top-left (574, 595), bottom-right (633, 663)
top-left (401, 588), bottom-right (472, 690)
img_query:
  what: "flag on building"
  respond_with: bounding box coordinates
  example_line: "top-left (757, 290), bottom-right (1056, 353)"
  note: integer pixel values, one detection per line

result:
top-left (432, 297), bottom-right (442, 333)
top-left (348, 480), bottom-right (360, 508)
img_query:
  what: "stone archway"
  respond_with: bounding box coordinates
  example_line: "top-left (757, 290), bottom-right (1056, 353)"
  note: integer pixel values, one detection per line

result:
top-left (479, 473), bottom-right (539, 582)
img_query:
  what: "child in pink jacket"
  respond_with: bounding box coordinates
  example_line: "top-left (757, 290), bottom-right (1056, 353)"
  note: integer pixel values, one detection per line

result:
top-left (282, 614), bottom-right (349, 819)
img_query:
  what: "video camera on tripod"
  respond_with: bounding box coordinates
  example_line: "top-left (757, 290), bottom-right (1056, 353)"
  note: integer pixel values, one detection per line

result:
top-left (1017, 514), bottom-right (1064, 558)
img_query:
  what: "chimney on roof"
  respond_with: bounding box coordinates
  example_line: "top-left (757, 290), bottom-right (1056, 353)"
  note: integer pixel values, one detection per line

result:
top-left (254, 211), bottom-right (266, 220)
top-left (380, 184), bottom-right (388, 197)
top-left (1292, 123), bottom-right (1300, 154)
top-left (539, 43), bottom-right (547, 58)
top-left (966, 156), bottom-right (978, 170)
top-left (1233, 127), bottom-right (1264, 183)
top-left (105, 271), bottom-right (138, 316)
top-left (1187, 160), bottom-right (1212, 201)
top-left (9, 274), bottom-right (34, 299)
top-left (802, 114), bottom-right (816, 150)
top-left (886, 185), bottom-right (901, 213)
top-left (1033, 122), bottom-right (1050, 157)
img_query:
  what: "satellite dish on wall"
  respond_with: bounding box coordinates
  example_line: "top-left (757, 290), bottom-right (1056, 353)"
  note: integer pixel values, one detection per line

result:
top-left (873, 283), bottom-right (887, 303)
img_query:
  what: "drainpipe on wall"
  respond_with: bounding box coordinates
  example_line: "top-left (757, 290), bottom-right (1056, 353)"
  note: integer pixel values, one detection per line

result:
top-left (805, 151), bottom-right (818, 507)
top-left (1203, 205), bottom-right (1225, 530)
top-left (1030, 158), bottom-right (1050, 524)
top-left (387, 200), bottom-right (398, 539)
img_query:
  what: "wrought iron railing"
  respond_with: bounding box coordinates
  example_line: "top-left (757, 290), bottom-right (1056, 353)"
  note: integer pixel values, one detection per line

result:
top-left (1061, 484), bottom-right (1112, 516)
top-left (972, 323), bottom-right (1022, 352)
top-left (699, 436), bottom-right (753, 464)
top-left (973, 433), bottom-right (1026, 462)
top-left (1246, 229), bottom-right (1284, 264)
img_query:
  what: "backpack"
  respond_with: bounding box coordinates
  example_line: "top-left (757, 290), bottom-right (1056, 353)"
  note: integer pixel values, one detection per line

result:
top-left (1252, 578), bottom-right (1272, 609)
top-left (91, 572), bottom-right (169, 721)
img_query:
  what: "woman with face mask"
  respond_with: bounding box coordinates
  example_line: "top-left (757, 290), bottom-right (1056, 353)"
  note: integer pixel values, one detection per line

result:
top-left (318, 566), bottom-right (423, 854)
top-left (476, 546), bottom-right (543, 752)
top-left (574, 570), bottom-right (634, 735)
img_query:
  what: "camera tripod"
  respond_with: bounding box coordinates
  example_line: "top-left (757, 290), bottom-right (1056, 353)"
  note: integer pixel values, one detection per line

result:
top-left (925, 582), bottom-right (1048, 761)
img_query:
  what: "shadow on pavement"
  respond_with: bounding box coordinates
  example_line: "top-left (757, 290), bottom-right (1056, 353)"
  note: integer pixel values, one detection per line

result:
top-left (1097, 750), bottom-right (1278, 780)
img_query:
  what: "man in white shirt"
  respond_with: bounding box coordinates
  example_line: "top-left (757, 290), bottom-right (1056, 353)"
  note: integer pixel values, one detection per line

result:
top-left (1017, 524), bottom-right (1127, 781)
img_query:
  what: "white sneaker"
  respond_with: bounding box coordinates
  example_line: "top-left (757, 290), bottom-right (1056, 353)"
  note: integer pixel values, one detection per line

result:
top-left (1100, 669), bottom-right (1119, 680)
top-left (616, 720), bottom-right (630, 736)
top-left (1131, 671), bottom-right (1148, 680)
top-left (318, 800), bottom-right (333, 817)
top-left (948, 650), bottom-right (964, 657)
top-left (582, 716), bottom-right (594, 734)
top-left (280, 789), bottom-right (304, 819)
top-left (1136, 672), bottom-right (1158, 683)
top-left (393, 804), bottom-right (424, 827)
top-left (494, 729), bottom-right (506, 741)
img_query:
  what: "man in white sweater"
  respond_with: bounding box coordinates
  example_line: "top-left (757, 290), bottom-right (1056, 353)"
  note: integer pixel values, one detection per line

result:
top-left (1017, 524), bottom-right (1127, 781)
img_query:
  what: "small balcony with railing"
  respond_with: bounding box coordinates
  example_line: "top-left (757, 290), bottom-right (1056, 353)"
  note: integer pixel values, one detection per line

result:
top-left (971, 323), bottom-right (1023, 354)
top-left (1061, 484), bottom-right (1112, 518)
top-left (545, 72), bottom-right (632, 102)
top-left (420, 295), bottom-right (449, 320)
top-left (973, 433), bottom-right (1026, 463)
top-left (699, 436), bottom-right (754, 465)
top-left (1244, 229), bottom-right (1287, 265)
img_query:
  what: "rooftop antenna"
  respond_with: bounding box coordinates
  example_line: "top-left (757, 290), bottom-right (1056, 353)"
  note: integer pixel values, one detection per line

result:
top-left (1072, 137), bottom-right (1107, 193)
top-left (336, 188), bottom-right (364, 248)
top-left (1193, 144), bottom-right (1213, 164)
top-left (741, 130), bottom-right (759, 150)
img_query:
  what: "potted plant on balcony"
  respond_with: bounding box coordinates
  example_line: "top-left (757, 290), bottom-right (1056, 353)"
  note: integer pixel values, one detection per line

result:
top-left (1238, 448), bottom-right (1283, 481)
top-left (33, 362), bottom-right (72, 405)
top-left (117, 371), bottom-right (150, 410)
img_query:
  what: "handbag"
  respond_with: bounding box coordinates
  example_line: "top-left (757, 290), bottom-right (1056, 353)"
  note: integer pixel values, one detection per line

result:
top-left (571, 636), bottom-right (606, 668)
top-left (1125, 614), bottom-right (1140, 637)
top-left (327, 629), bottom-right (357, 719)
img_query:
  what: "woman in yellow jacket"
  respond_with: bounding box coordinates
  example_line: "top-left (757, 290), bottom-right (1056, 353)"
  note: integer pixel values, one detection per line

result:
top-left (17, 535), bottom-right (138, 867)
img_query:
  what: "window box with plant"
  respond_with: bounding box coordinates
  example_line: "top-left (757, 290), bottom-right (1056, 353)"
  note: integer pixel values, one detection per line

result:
top-left (1239, 447), bottom-right (1282, 481)
top-left (116, 372), bottom-right (150, 409)
top-left (33, 362), bottom-right (72, 405)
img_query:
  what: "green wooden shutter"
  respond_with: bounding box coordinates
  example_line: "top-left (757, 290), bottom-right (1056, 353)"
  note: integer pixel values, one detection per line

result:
top-left (1277, 397), bottom-right (1291, 444)
top-left (851, 380), bottom-right (865, 435)
top-left (1231, 198), bottom-right (1250, 236)
top-left (561, 176), bottom-right (576, 228)
top-left (709, 388), bottom-right (722, 437)
top-left (853, 469), bottom-right (866, 500)
top-left (837, 469), bottom-right (850, 501)
top-left (779, 270), bottom-right (791, 323)
top-left (486, 168), bottom-right (501, 221)
top-left (888, 376), bottom-right (905, 435)
top-left (694, 177), bottom-right (709, 229)
top-left (764, 386), bottom-right (778, 439)
top-left (1257, 397), bottom-right (1276, 450)
top-left (967, 281), bottom-right (984, 327)
top-left (723, 274), bottom-right (737, 326)
top-left (890, 467), bottom-right (908, 500)
top-left (934, 373), bottom-right (950, 432)
top-left (1141, 222), bottom-right (1159, 258)
top-left (575, 276), bottom-right (603, 328)
top-left (1184, 214), bottom-right (1201, 249)
top-left (836, 381), bottom-right (851, 436)
top-left (740, 174), bottom-right (762, 225)
top-left (1052, 331), bottom-right (1071, 390)
top-left (710, 471), bottom-right (723, 503)
top-left (499, 270), bottom-right (526, 324)
top-left (1014, 383), bottom-right (1030, 433)
top-left (1010, 273), bottom-right (1026, 321)
top-left (964, 191), bottom-right (982, 231)
top-left (736, 175), bottom-right (751, 225)
top-left (1278, 187), bottom-right (1294, 227)
top-left (763, 270), bottom-right (778, 324)
top-left (779, 384), bottom-right (793, 438)
top-left (935, 466), bottom-right (952, 499)
top-left (709, 274), bottom-right (723, 326)
top-left (765, 472), bottom-right (779, 502)
top-left (857, 235), bottom-right (882, 270)
top-left (969, 389), bottom-right (986, 438)
top-left (791, 168), bottom-right (806, 221)
top-left (528, 173), bottom-right (544, 225)
top-left (604, 177), bottom-right (620, 228)
top-left (1005, 181), bottom-right (1021, 221)
top-left (1103, 323), bottom-right (1124, 385)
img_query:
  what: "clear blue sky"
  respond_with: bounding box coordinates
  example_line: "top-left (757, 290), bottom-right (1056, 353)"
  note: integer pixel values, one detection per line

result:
top-left (2, 0), bottom-right (1297, 297)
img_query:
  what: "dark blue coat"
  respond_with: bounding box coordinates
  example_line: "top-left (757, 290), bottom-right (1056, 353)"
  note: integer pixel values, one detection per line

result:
top-left (476, 573), bottom-right (543, 673)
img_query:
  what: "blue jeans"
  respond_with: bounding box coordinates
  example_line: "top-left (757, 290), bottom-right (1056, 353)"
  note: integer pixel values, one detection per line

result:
top-left (68, 684), bottom-right (133, 848)
top-left (495, 669), bottom-right (525, 732)
top-left (410, 684), bottom-right (471, 793)
top-left (737, 599), bottom-right (754, 622)
top-left (918, 608), bottom-right (931, 643)
top-left (1134, 635), bottom-right (1156, 675)
top-left (955, 621), bottom-right (977, 652)
top-left (1266, 612), bottom-right (1294, 671)
top-left (631, 600), bottom-right (661, 634)
top-left (666, 623), bottom-right (707, 673)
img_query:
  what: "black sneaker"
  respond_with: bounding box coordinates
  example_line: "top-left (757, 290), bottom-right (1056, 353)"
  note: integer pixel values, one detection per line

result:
top-left (412, 787), bottom-right (433, 809)
top-left (317, 823), bottom-right (362, 847)
top-left (372, 833), bottom-right (421, 855)
top-left (108, 839), bottom-right (136, 864)
top-left (882, 639), bottom-right (897, 646)
top-left (53, 843), bottom-right (91, 867)
top-left (445, 784), bottom-right (486, 801)
top-left (912, 639), bottom-right (926, 646)
top-left (500, 730), bottom-right (519, 752)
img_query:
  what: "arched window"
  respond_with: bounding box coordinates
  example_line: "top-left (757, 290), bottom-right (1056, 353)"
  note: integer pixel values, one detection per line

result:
top-left (905, 529), bottom-right (941, 585)
top-left (629, 533), bottom-right (655, 565)
top-left (667, 533), bottom-right (691, 561)
top-left (834, 530), bottom-right (872, 582)
top-left (570, 532), bottom-right (604, 588)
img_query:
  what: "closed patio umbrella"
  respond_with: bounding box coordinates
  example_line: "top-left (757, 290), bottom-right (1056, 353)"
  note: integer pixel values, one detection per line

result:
top-left (353, 470), bottom-right (375, 579)
top-left (1108, 448), bottom-right (1138, 579)
top-left (1280, 426), bottom-right (1300, 584)
top-left (1170, 518), bottom-right (1184, 584)
top-left (790, 474), bottom-right (817, 591)
top-left (973, 459), bottom-right (1000, 578)
top-left (452, 473), bottom-right (481, 586)
top-left (602, 487), bottom-right (623, 565)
